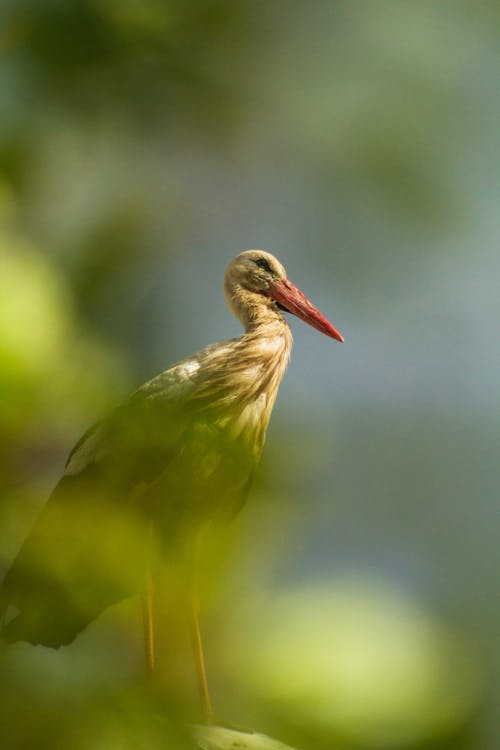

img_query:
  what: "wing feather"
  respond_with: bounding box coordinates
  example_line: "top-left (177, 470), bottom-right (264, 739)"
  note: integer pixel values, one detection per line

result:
top-left (0, 357), bottom-right (203, 646)
top-left (1, 345), bottom-right (258, 647)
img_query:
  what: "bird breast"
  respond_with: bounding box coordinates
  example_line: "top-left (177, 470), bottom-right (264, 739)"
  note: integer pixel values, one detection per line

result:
top-left (223, 392), bottom-right (269, 448)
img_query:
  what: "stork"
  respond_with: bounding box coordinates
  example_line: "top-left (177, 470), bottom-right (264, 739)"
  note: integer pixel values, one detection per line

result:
top-left (0, 250), bottom-right (343, 720)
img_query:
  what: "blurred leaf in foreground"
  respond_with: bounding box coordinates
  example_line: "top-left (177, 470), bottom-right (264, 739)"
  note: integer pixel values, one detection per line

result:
top-left (219, 577), bottom-right (484, 749)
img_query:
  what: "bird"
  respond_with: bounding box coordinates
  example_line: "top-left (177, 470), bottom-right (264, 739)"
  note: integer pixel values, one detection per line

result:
top-left (0, 249), bottom-right (343, 719)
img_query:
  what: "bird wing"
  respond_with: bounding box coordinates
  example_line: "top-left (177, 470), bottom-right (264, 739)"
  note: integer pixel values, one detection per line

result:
top-left (1, 349), bottom-right (254, 647)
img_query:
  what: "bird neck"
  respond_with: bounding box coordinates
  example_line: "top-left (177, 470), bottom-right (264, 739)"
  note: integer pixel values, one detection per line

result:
top-left (237, 314), bottom-right (293, 404)
top-left (220, 317), bottom-right (292, 453)
top-left (192, 313), bottom-right (292, 455)
top-left (197, 313), bottom-right (292, 408)
top-left (225, 285), bottom-right (294, 396)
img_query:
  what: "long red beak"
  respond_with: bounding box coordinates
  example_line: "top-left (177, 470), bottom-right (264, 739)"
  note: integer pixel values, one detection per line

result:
top-left (270, 278), bottom-right (344, 342)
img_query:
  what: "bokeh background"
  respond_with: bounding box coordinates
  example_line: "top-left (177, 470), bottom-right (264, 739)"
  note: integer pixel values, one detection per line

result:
top-left (0, 2), bottom-right (498, 749)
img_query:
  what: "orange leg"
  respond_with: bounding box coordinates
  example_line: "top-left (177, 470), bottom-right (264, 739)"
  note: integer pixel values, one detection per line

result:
top-left (142, 566), bottom-right (156, 674)
top-left (189, 530), bottom-right (213, 722)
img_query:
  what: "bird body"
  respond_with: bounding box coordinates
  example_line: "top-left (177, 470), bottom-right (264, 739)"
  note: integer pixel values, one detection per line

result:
top-left (1, 250), bottom-right (342, 651)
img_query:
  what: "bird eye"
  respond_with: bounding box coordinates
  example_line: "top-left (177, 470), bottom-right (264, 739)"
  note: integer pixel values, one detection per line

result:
top-left (254, 257), bottom-right (272, 273)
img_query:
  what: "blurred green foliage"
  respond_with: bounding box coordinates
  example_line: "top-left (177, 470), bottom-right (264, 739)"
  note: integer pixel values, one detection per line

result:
top-left (2, 0), bottom-right (253, 121)
top-left (0, 1), bottom-right (498, 749)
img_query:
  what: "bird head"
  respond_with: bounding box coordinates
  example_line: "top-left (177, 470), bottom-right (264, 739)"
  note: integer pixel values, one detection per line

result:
top-left (224, 250), bottom-right (344, 342)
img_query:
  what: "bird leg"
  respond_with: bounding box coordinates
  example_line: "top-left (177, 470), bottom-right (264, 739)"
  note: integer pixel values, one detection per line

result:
top-left (141, 519), bottom-right (156, 674)
top-left (142, 565), bottom-right (156, 673)
top-left (189, 528), bottom-right (213, 723)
